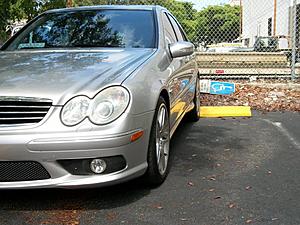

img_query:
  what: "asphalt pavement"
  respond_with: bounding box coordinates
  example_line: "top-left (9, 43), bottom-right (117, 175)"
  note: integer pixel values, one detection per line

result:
top-left (0, 111), bottom-right (299, 225)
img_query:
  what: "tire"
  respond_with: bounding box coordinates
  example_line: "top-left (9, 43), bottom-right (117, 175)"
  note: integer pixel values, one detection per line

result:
top-left (186, 78), bottom-right (200, 122)
top-left (144, 96), bottom-right (170, 186)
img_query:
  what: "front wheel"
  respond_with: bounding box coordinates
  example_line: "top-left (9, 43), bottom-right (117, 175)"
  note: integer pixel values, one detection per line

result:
top-left (144, 97), bottom-right (170, 186)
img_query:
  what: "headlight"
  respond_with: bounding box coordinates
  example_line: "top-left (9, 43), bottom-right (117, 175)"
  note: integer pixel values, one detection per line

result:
top-left (90, 86), bottom-right (130, 125)
top-left (60, 86), bottom-right (130, 126)
top-left (61, 96), bottom-right (90, 126)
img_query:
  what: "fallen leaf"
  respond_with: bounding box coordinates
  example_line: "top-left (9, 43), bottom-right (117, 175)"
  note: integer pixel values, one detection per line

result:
top-left (208, 188), bottom-right (215, 192)
top-left (245, 186), bottom-right (252, 190)
top-left (106, 212), bottom-right (118, 222)
top-left (188, 181), bottom-right (194, 186)
top-left (152, 204), bottom-right (163, 209)
top-left (228, 203), bottom-right (235, 208)
top-left (71, 222), bottom-right (79, 225)
top-left (207, 175), bottom-right (217, 181)
top-left (246, 219), bottom-right (252, 223)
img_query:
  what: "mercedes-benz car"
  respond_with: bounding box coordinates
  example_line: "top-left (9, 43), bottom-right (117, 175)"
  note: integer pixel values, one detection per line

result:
top-left (0, 5), bottom-right (199, 189)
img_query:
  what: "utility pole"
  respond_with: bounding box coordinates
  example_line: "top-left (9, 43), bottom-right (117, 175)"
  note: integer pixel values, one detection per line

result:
top-left (239, 0), bottom-right (243, 42)
top-left (273, 0), bottom-right (277, 36)
top-left (291, 0), bottom-right (297, 81)
top-left (66, 0), bottom-right (72, 8)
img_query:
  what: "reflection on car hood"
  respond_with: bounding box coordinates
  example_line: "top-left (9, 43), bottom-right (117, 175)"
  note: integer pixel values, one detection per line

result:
top-left (0, 48), bottom-right (155, 105)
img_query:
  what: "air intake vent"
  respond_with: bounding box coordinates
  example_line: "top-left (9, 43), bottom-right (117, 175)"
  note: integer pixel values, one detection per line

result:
top-left (0, 96), bottom-right (52, 126)
top-left (0, 161), bottom-right (51, 182)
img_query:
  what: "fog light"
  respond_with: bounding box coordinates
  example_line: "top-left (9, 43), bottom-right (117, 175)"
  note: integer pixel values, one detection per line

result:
top-left (90, 159), bottom-right (107, 174)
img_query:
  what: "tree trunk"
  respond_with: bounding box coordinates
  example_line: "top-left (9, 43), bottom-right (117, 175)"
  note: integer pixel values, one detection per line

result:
top-left (66, 0), bottom-right (72, 8)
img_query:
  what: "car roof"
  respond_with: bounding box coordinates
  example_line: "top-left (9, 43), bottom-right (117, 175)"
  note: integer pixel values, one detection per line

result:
top-left (45, 5), bottom-right (167, 14)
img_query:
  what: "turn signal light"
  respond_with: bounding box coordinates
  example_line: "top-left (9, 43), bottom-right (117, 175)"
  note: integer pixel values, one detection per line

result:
top-left (130, 130), bottom-right (144, 142)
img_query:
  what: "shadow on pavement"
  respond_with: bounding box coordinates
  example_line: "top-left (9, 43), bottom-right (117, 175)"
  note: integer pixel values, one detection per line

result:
top-left (0, 118), bottom-right (245, 212)
top-left (0, 178), bottom-right (150, 210)
top-left (169, 119), bottom-right (245, 177)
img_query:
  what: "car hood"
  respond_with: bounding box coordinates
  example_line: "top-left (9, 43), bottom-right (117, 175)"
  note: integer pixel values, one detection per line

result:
top-left (0, 48), bottom-right (155, 105)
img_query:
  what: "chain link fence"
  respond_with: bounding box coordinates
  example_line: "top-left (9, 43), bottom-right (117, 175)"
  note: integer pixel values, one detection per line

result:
top-left (2, 0), bottom-right (300, 81)
top-left (87, 0), bottom-right (299, 81)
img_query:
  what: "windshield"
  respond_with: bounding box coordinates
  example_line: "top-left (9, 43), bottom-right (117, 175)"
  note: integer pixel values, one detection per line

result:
top-left (4, 9), bottom-right (156, 50)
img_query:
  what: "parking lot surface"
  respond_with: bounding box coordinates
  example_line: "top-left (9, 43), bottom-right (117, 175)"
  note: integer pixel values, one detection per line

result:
top-left (0, 111), bottom-right (299, 225)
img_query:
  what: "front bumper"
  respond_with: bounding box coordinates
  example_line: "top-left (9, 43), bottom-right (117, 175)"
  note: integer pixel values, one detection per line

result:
top-left (0, 111), bottom-right (154, 189)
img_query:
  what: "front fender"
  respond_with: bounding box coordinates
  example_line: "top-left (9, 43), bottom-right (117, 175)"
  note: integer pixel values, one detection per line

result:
top-left (122, 50), bottom-right (170, 115)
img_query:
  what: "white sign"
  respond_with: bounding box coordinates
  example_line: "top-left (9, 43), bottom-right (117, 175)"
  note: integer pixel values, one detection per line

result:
top-left (200, 80), bottom-right (236, 95)
top-left (199, 79), bottom-right (211, 93)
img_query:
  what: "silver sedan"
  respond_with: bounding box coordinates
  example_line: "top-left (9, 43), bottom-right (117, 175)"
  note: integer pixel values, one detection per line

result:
top-left (0, 5), bottom-right (199, 189)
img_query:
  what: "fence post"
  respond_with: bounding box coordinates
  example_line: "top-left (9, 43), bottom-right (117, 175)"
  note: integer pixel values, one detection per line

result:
top-left (291, 0), bottom-right (297, 81)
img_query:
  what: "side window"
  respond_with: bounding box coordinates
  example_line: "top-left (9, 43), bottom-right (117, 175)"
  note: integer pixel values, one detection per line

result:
top-left (162, 13), bottom-right (176, 45)
top-left (167, 14), bottom-right (188, 42)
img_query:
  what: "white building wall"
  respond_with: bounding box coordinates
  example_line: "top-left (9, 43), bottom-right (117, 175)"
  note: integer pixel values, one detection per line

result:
top-left (229, 0), bottom-right (240, 6)
top-left (275, 0), bottom-right (295, 37)
top-left (242, 0), bottom-right (296, 47)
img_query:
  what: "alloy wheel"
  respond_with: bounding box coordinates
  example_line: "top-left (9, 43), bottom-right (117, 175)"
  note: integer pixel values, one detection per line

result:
top-left (156, 104), bottom-right (170, 176)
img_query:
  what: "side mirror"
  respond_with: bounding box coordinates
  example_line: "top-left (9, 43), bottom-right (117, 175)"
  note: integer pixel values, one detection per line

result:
top-left (169, 41), bottom-right (195, 58)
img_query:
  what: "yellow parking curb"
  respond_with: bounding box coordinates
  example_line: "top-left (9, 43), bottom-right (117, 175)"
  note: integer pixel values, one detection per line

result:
top-left (200, 106), bottom-right (252, 118)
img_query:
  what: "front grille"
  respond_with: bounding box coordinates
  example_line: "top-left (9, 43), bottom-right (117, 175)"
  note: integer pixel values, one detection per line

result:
top-left (0, 96), bottom-right (52, 126)
top-left (0, 161), bottom-right (51, 182)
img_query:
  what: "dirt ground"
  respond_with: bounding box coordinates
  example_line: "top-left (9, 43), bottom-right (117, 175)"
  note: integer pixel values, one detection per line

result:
top-left (200, 80), bottom-right (300, 112)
